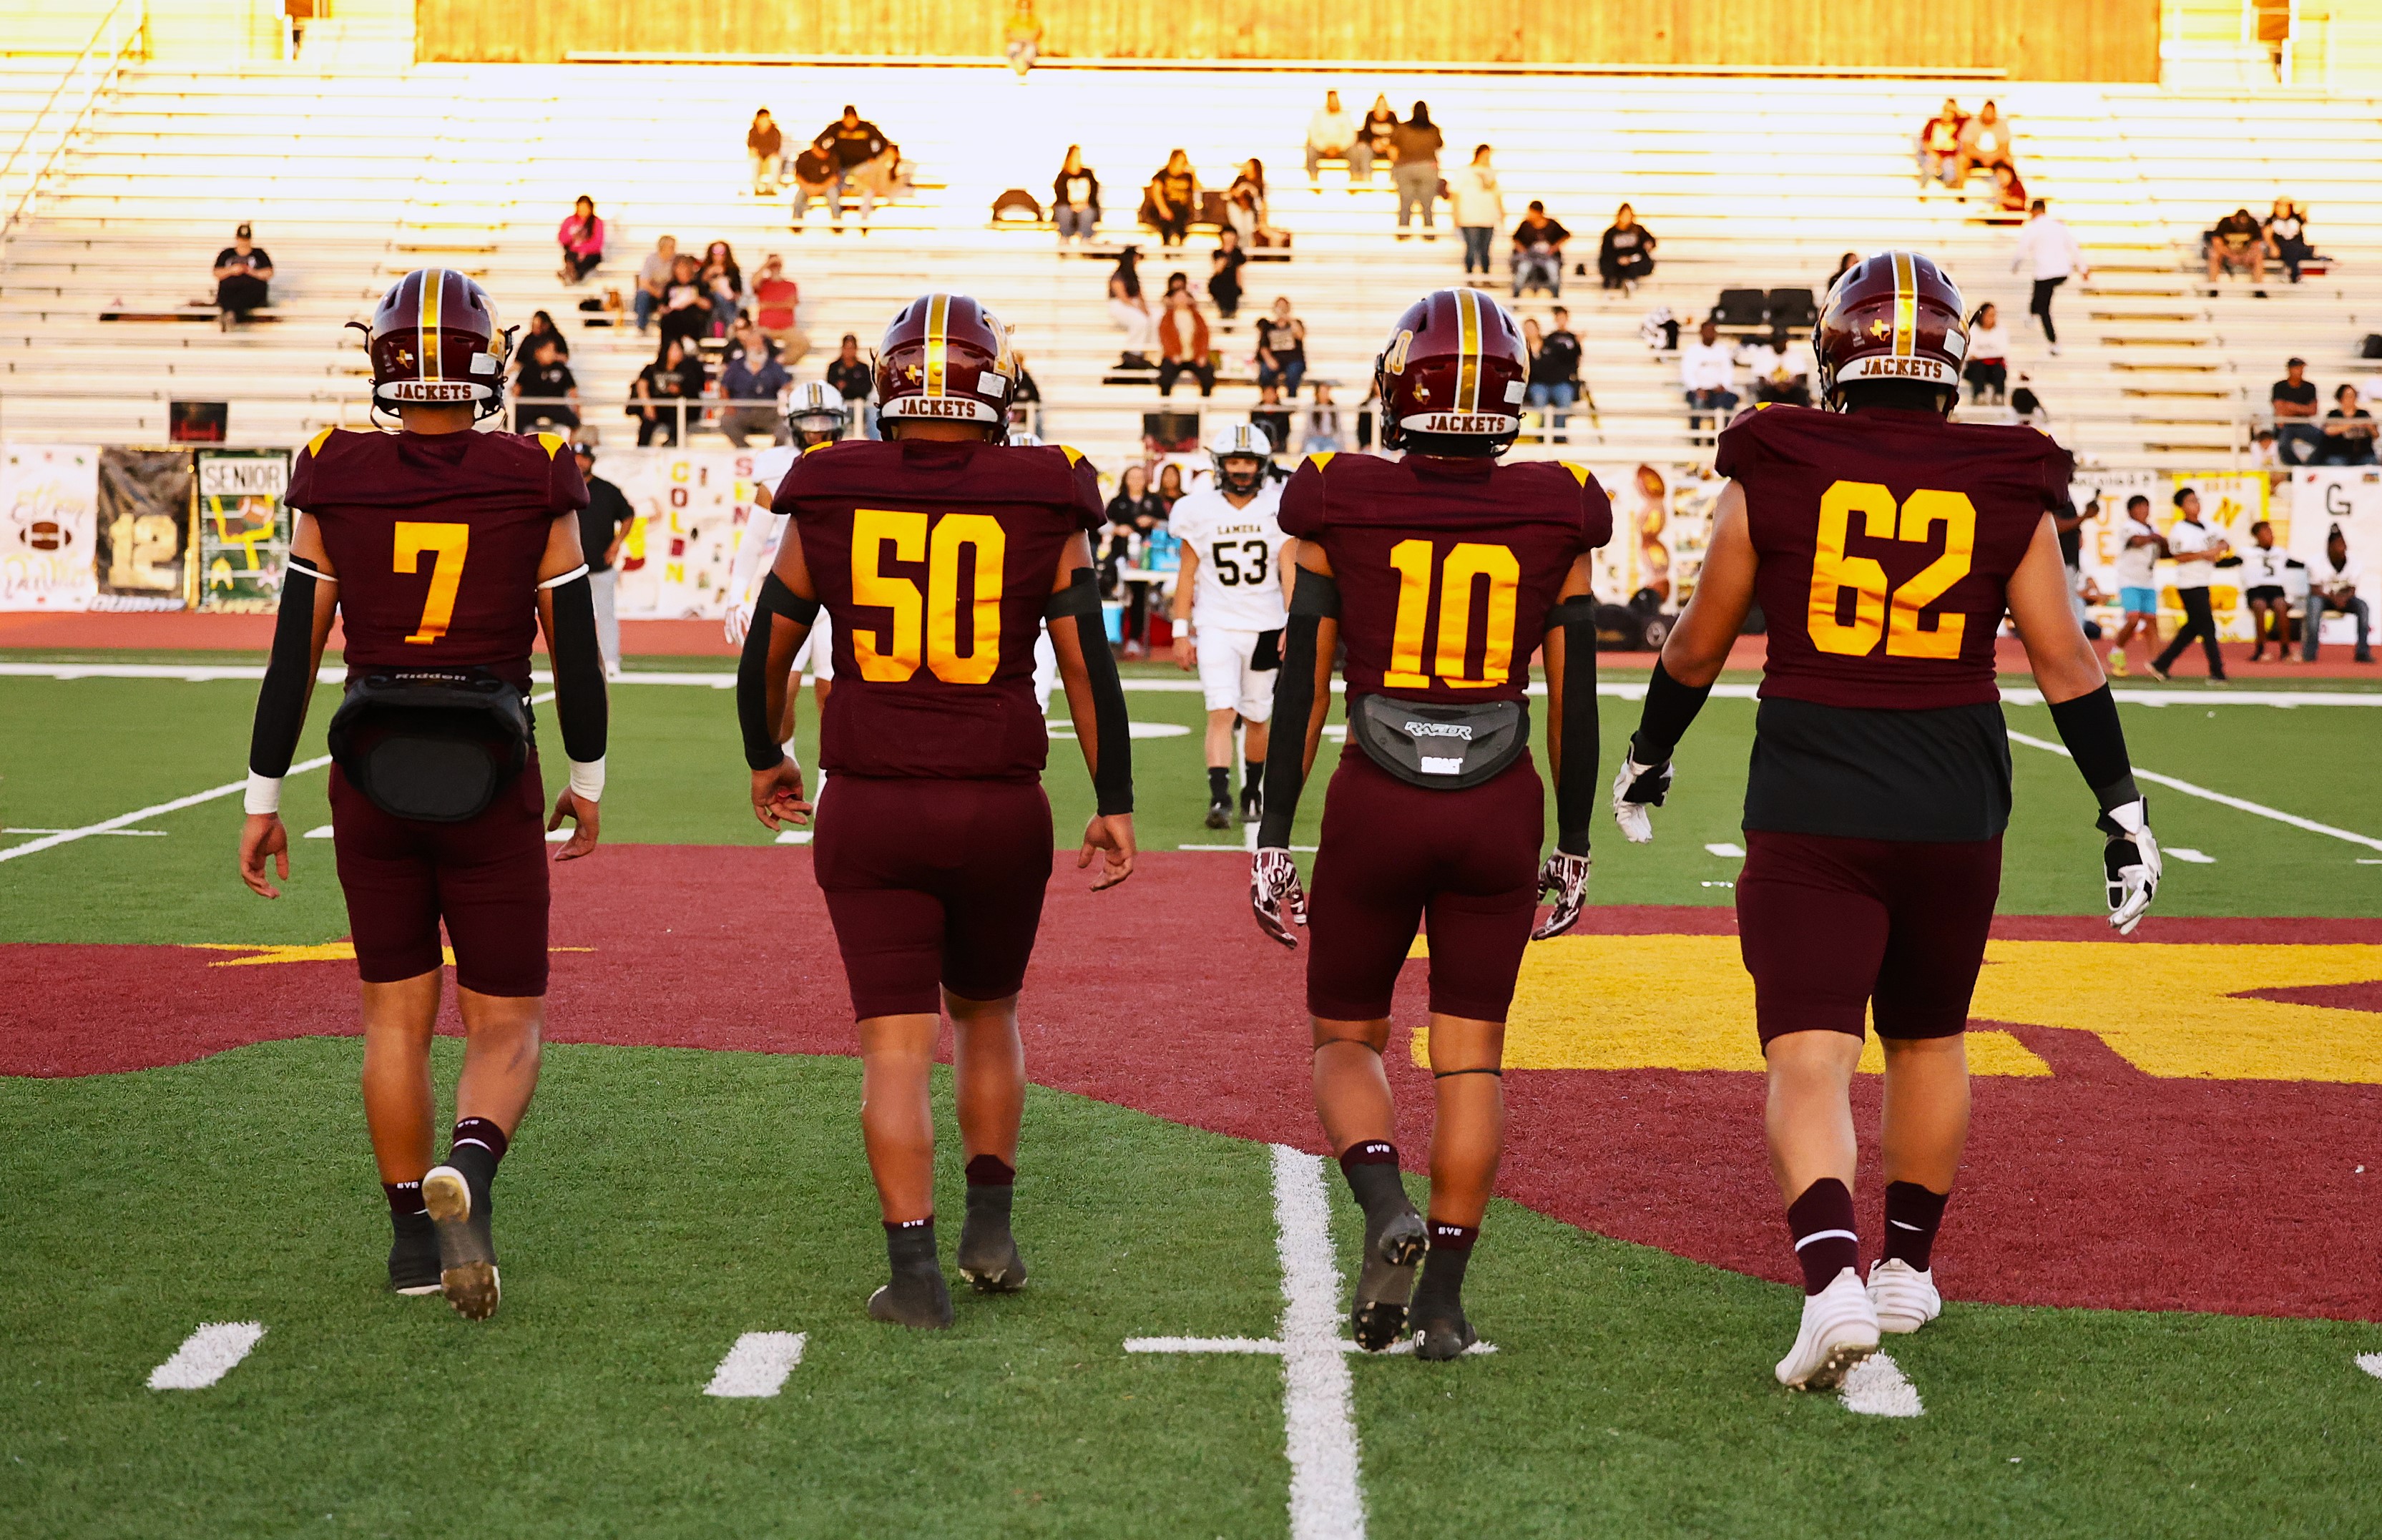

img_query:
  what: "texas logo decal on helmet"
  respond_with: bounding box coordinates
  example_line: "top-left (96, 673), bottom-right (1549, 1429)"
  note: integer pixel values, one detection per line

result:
top-left (1373, 287), bottom-right (1528, 451)
top-left (1813, 250), bottom-right (1969, 411)
top-left (351, 268), bottom-right (509, 418)
top-left (874, 292), bottom-right (1013, 437)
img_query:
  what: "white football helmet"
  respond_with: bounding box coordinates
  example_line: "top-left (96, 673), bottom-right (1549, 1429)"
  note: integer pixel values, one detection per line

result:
top-left (784, 379), bottom-right (848, 445)
top-left (1206, 421), bottom-right (1273, 497)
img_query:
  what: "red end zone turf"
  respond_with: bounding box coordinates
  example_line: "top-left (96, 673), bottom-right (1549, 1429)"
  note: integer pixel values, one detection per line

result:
top-left (6, 845), bottom-right (2378, 1322)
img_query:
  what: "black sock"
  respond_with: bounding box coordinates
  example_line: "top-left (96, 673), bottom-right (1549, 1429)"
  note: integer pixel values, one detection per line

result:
top-left (885, 1216), bottom-right (938, 1274)
top-left (1413, 1219), bottom-right (1476, 1315)
top-left (383, 1180), bottom-right (426, 1219)
top-left (448, 1117), bottom-right (509, 1197)
top-left (964, 1154), bottom-right (1014, 1228)
top-left (1208, 765), bottom-right (1230, 802)
top-left (1786, 1177), bottom-right (1859, 1295)
top-left (1243, 760), bottom-right (1263, 796)
top-left (1337, 1140), bottom-right (1410, 1226)
top-left (1882, 1180), bottom-right (1951, 1271)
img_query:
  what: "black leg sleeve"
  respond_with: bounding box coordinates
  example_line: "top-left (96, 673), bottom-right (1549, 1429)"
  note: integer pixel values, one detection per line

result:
top-left (737, 572), bottom-right (816, 770)
top-left (248, 563), bottom-right (320, 778)
top-left (1549, 596), bottom-right (1600, 856)
top-left (1047, 569), bottom-right (1133, 814)
top-left (2045, 682), bottom-right (2140, 812)
top-left (1628, 657), bottom-right (1712, 765)
top-left (544, 572), bottom-right (609, 766)
top-left (1258, 566), bottom-right (1339, 849)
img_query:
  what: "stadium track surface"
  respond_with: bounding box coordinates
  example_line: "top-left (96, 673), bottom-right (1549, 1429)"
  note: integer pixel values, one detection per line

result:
top-left (8, 845), bottom-right (2377, 1323)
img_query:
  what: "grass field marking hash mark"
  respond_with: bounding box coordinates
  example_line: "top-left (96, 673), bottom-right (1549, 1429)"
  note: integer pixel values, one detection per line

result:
top-left (703, 1331), bottom-right (807, 1398)
top-left (146, 1321), bottom-right (265, 1390)
top-left (2004, 728), bottom-right (2382, 853)
top-left (0, 757), bottom-right (333, 863)
top-left (1838, 1352), bottom-right (1925, 1418)
top-left (2357, 1353), bottom-right (2382, 1380)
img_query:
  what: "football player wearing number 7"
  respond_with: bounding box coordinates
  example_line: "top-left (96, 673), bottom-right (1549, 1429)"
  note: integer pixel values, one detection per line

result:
top-left (1609, 251), bottom-right (2162, 1391)
top-left (237, 270), bottom-right (609, 1320)
top-left (1252, 288), bottom-right (1614, 1359)
top-left (740, 292), bottom-right (1137, 1329)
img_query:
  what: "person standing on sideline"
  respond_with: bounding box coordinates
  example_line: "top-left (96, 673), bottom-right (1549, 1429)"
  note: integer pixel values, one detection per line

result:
top-left (2012, 198), bottom-right (2087, 356)
top-left (1449, 144), bottom-right (1503, 281)
top-left (1306, 90), bottom-right (1370, 186)
top-left (2103, 493), bottom-right (2164, 678)
top-left (2150, 486), bottom-right (2230, 682)
top-left (574, 443), bottom-right (636, 678)
top-left (1170, 423), bottom-right (1290, 829)
top-left (1390, 102), bottom-right (1443, 238)
top-left (2303, 525), bottom-right (2375, 664)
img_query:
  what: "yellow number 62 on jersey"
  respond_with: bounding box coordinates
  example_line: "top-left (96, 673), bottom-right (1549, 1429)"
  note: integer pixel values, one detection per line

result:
top-left (1807, 481), bottom-right (1976, 659)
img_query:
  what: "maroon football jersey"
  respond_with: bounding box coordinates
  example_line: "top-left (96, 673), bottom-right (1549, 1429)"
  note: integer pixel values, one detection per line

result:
top-left (1278, 451), bottom-right (1612, 705)
top-left (775, 437), bottom-right (1104, 780)
top-left (1717, 404), bottom-right (2073, 710)
top-left (289, 428), bottom-right (587, 688)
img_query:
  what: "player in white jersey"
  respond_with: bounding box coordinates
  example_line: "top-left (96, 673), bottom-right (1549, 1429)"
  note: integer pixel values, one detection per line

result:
top-left (1170, 423), bottom-right (1292, 828)
top-left (726, 384), bottom-right (846, 746)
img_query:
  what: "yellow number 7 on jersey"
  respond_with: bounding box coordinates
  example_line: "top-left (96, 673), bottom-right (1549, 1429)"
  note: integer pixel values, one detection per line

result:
top-left (1808, 481), bottom-right (1975, 659)
top-left (394, 521), bottom-right (469, 644)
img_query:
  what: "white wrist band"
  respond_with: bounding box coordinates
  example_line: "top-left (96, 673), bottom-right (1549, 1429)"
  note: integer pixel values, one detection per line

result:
top-left (244, 771), bottom-right (283, 816)
top-left (567, 756), bottom-right (606, 803)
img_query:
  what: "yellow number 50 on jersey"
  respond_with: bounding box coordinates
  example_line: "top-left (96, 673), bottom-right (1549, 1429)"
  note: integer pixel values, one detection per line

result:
top-left (1808, 481), bottom-right (1975, 659)
top-left (850, 508), bottom-right (1007, 684)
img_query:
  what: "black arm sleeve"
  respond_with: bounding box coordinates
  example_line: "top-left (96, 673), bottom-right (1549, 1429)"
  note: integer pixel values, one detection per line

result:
top-left (545, 572), bottom-right (609, 765)
top-left (737, 572), bottom-right (818, 771)
top-left (1047, 569), bottom-right (1133, 815)
top-left (1258, 565), bottom-right (1339, 848)
top-left (1628, 657), bottom-right (1712, 765)
top-left (1549, 595), bottom-right (1600, 856)
top-left (247, 562), bottom-right (320, 778)
top-left (2046, 683), bottom-right (2140, 812)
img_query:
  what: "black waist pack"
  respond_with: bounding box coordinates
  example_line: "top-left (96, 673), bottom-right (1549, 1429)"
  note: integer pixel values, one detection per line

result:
top-left (327, 670), bottom-right (532, 823)
top-left (1349, 692), bottom-right (1529, 790)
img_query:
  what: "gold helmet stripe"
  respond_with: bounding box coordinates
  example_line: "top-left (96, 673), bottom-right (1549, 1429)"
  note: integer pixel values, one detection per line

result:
top-left (1891, 250), bottom-right (1917, 359)
top-left (923, 293), bottom-right (949, 397)
top-left (421, 268), bottom-right (443, 381)
top-left (1454, 287), bottom-right (1482, 412)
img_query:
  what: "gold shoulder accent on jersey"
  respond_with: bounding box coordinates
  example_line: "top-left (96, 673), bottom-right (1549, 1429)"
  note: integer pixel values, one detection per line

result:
top-left (1059, 443), bottom-right (1086, 466)
top-left (1304, 451), bottom-right (1337, 473)
top-left (536, 432), bottom-right (568, 459)
top-left (801, 438), bottom-right (836, 456)
top-left (1559, 461), bottom-right (1592, 486)
top-left (304, 426), bottom-right (337, 458)
top-left (1753, 401), bottom-right (1775, 411)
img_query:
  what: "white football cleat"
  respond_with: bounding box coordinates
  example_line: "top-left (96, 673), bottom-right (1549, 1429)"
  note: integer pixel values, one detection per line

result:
top-left (1775, 1267), bottom-right (1880, 1391)
top-left (1867, 1257), bottom-right (1942, 1335)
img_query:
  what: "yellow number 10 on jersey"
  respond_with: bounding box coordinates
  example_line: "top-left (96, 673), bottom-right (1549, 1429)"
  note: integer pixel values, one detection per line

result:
top-left (850, 508), bottom-right (1007, 684)
top-left (1808, 481), bottom-right (1976, 659)
top-left (1384, 539), bottom-right (1521, 689)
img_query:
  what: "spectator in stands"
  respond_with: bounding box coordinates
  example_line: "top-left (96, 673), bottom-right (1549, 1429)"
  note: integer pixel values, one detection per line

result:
top-left (1306, 90), bottom-right (1371, 186)
top-left (1681, 318), bottom-right (1738, 442)
top-left (1916, 99), bottom-right (1966, 190)
top-left (1256, 297), bottom-right (1308, 398)
top-left (1157, 286), bottom-right (1215, 398)
top-left (1253, 382), bottom-right (1293, 452)
top-left (1209, 227), bottom-right (1247, 325)
top-left (2304, 524), bottom-right (2375, 663)
top-left (1991, 162), bottom-right (2030, 217)
top-left (629, 335), bottom-right (706, 447)
top-left (749, 254), bottom-right (807, 361)
top-left (1743, 328), bottom-right (1810, 407)
top-left (516, 309), bottom-right (569, 372)
top-left (1964, 302), bottom-right (2009, 403)
top-left (2320, 383), bottom-right (2378, 464)
top-left (748, 109), bottom-right (784, 195)
top-left (814, 105), bottom-right (888, 197)
top-left (2013, 197), bottom-right (2087, 355)
top-left (720, 316), bottom-right (793, 446)
top-left (1449, 144), bottom-right (1503, 282)
top-left (1955, 100), bottom-right (2014, 187)
top-left (211, 222), bottom-right (273, 331)
top-left (1511, 200), bottom-right (1569, 298)
top-left (846, 142), bottom-right (908, 233)
top-left (790, 143), bottom-right (841, 230)
top-left (2149, 486), bottom-right (2230, 682)
top-left (1526, 311), bottom-right (1582, 441)
top-left (1145, 149), bottom-right (1198, 250)
top-left (657, 253), bottom-right (712, 350)
top-left (1004, 0), bottom-right (1041, 75)
top-left (2272, 358), bottom-right (2322, 464)
top-left (2011, 376), bottom-right (2049, 430)
top-left (1391, 102), bottom-right (1443, 237)
top-left (1303, 383), bottom-right (1344, 454)
top-left (556, 195), bottom-right (604, 284)
top-left (633, 235), bottom-right (677, 333)
top-left (1108, 247), bottom-right (1155, 367)
top-left (1355, 376), bottom-right (1381, 451)
top-left (2250, 426), bottom-right (2283, 471)
top-left (701, 240), bottom-right (744, 323)
top-left (1223, 160), bottom-right (1276, 249)
top-left (1597, 204), bottom-right (1655, 293)
top-left (2265, 197), bottom-right (2312, 284)
top-left (513, 335), bottom-right (579, 435)
top-left (1053, 145), bottom-right (1099, 250)
top-left (572, 443), bottom-right (635, 677)
top-left (2207, 207), bottom-right (2268, 294)
top-left (826, 333), bottom-right (875, 438)
top-left (2240, 519), bottom-right (2290, 662)
top-left (1825, 250), bottom-right (1859, 295)
top-left (1362, 96), bottom-right (1400, 172)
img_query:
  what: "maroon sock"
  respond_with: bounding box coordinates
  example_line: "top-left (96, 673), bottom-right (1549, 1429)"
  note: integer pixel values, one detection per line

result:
top-left (1882, 1181), bottom-right (1950, 1271)
top-left (449, 1117), bottom-right (509, 1165)
top-left (965, 1154), bottom-right (1015, 1187)
top-left (383, 1180), bottom-right (426, 1218)
top-left (1337, 1140), bottom-right (1406, 1226)
top-left (1786, 1177), bottom-right (1859, 1295)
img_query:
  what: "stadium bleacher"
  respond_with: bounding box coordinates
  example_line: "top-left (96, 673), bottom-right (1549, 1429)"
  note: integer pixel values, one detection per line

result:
top-left (6, 58), bottom-right (2382, 472)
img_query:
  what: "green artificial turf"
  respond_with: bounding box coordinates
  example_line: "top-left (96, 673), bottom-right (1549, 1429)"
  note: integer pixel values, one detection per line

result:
top-left (1, 1039), bottom-right (2377, 1538)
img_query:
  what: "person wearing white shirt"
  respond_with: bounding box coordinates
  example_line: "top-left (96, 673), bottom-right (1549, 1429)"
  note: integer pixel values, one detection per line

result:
top-left (2238, 519), bottom-right (2291, 662)
top-left (1305, 90), bottom-right (1371, 185)
top-left (2149, 487), bottom-right (2230, 681)
top-left (2303, 524), bottom-right (2375, 664)
top-left (1963, 301), bottom-right (2010, 403)
top-left (1447, 144), bottom-right (1505, 280)
top-left (1169, 424), bottom-right (1292, 828)
top-left (723, 389), bottom-right (849, 752)
top-left (1681, 318), bottom-right (1739, 443)
top-left (2104, 493), bottom-right (2165, 678)
top-left (2011, 197), bottom-right (2088, 355)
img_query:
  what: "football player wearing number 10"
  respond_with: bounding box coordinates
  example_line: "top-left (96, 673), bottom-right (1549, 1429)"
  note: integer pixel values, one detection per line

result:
top-left (1253, 288), bottom-right (1614, 1359)
top-left (740, 293), bottom-right (1138, 1329)
top-left (1611, 252), bottom-right (2162, 1390)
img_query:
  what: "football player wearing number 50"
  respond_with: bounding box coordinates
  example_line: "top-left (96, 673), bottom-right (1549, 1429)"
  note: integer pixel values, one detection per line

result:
top-left (1169, 421), bottom-right (1293, 830)
top-left (1252, 288), bottom-right (1614, 1360)
top-left (742, 292), bottom-right (1136, 1330)
top-left (1610, 251), bottom-right (2161, 1391)
top-left (237, 270), bottom-right (609, 1322)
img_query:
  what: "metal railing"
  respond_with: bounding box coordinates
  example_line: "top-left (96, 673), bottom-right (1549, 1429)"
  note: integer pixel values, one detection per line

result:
top-left (0, 0), bottom-right (146, 253)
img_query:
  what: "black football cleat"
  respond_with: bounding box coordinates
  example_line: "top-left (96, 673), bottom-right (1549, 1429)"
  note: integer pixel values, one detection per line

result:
top-left (421, 1164), bottom-right (501, 1320)
top-left (867, 1267), bottom-right (956, 1329)
top-left (1411, 1298), bottom-right (1479, 1361)
top-left (957, 1191), bottom-right (1029, 1294)
top-left (1240, 784), bottom-right (1264, 826)
top-left (1351, 1208), bottom-right (1428, 1351)
top-left (388, 1210), bottom-right (442, 1296)
top-left (1205, 795), bottom-right (1232, 830)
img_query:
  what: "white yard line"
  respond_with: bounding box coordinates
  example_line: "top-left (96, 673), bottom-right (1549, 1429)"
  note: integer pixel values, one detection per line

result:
top-left (1839, 1353), bottom-right (1924, 1418)
top-left (1127, 1336), bottom-right (1287, 1355)
top-left (1, 827), bottom-right (167, 836)
top-left (1272, 1144), bottom-right (1369, 1540)
top-left (2355, 1352), bottom-right (2382, 1380)
top-left (147, 1322), bottom-right (265, 1390)
top-left (2004, 729), bottom-right (2382, 853)
top-left (0, 757), bottom-right (333, 864)
top-left (703, 1331), bottom-right (806, 1398)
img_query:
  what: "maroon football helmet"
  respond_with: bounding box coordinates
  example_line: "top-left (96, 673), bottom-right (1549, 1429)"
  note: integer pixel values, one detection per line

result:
top-left (1373, 288), bottom-right (1529, 453)
top-left (353, 268), bottom-right (509, 418)
top-left (1814, 250), bottom-right (1969, 411)
top-left (873, 292), bottom-right (1014, 438)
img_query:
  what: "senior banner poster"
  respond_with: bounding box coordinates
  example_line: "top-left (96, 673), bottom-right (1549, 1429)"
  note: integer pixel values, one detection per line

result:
top-left (607, 448), bottom-right (752, 619)
top-left (195, 448), bottom-right (292, 612)
top-left (1587, 464), bottom-right (1712, 607)
top-left (0, 443), bottom-right (100, 611)
top-left (2288, 467), bottom-right (2382, 614)
top-left (93, 448), bottom-right (193, 612)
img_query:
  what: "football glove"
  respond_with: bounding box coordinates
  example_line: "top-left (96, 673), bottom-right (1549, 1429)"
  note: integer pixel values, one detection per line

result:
top-left (1530, 851), bottom-right (1592, 941)
top-left (723, 599), bottom-right (758, 647)
top-left (1251, 847), bottom-right (1308, 949)
top-left (2098, 796), bottom-right (2162, 936)
top-left (1611, 752), bottom-right (1674, 845)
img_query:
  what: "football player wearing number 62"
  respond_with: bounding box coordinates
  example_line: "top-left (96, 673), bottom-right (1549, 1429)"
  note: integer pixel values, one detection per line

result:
top-left (742, 292), bottom-right (1137, 1330)
top-left (1169, 422), bottom-right (1293, 830)
top-left (237, 270), bottom-right (609, 1322)
top-left (1609, 251), bottom-right (2161, 1392)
